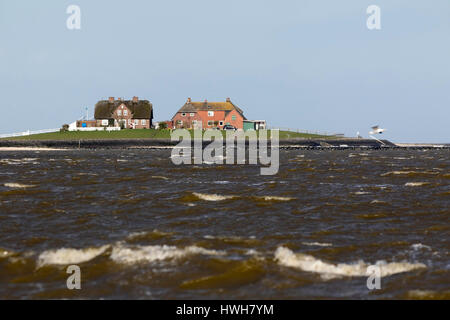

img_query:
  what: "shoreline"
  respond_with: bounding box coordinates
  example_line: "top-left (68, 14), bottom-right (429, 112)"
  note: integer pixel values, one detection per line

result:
top-left (0, 138), bottom-right (448, 150)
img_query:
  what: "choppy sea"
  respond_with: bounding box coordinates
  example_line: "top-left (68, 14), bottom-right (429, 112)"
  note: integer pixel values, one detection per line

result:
top-left (0, 149), bottom-right (448, 299)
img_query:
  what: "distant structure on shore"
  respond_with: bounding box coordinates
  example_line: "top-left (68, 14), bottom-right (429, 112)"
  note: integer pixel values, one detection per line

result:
top-left (68, 96), bottom-right (265, 132)
top-left (168, 97), bottom-right (265, 130)
top-left (71, 97), bottom-right (153, 130)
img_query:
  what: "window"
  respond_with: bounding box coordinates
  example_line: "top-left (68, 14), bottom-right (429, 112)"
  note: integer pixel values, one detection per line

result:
top-left (207, 121), bottom-right (213, 126)
top-left (192, 120), bottom-right (197, 125)
top-left (219, 121), bottom-right (224, 126)
top-left (177, 120), bottom-right (183, 125)
top-left (232, 115), bottom-right (237, 121)
top-left (208, 111), bottom-right (214, 117)
top-left (141, 119), bottom-right (146, 125)
top-left (124, 110), bottom-right (128, 116)
top-left (134, 119), bottom-right (139, 125)
top-left (181, 113), bottom-right (186, 117)
top-left (117, 110), bottom-right (122, 116)
top-left (190, 113), bottom-right (195, 117)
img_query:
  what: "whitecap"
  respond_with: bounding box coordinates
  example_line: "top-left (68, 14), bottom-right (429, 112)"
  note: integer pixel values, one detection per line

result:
top-left (0, 248), bottom-right (14, 258)
top-left (405, 182), bottom-right (429, 187)
top-left (411, 243), bottom-right (432, 251)
top-left (37, 245), bottom-right (109, 267)
top-left (151, 176), bottom-right (169, 180)
top-left (302, 242), bottom-right (332, 247)
top-left (260, 196), bottom-right (296, 201)
top-left (352, 191), bottom-right (370, 195)
top-left (193, 192), bottom-right (235, 201)
top-left (381, 171), bottom-right (415, 176)
top-left (110, 244), bottom-right (223, 264)
top-left (274, 247), bottom-right (426, 280)
top-left (370, 200), bottom-right (387, 204)
top-left (4, 183), bottom-right (36, 188)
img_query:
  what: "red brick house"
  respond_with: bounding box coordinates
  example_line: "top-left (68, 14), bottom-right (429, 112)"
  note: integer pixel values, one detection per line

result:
top-left (94, 97), bottom-right (153, 129)
top-left (171, 98), bottom-right (246, 129)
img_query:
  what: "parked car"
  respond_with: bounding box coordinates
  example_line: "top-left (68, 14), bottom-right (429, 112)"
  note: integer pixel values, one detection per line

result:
top-left (223, 125), bottom-right (236, 131)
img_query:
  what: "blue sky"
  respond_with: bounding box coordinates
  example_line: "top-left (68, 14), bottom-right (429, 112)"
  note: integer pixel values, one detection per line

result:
top-left (0, 0), bottom-right (449, 142)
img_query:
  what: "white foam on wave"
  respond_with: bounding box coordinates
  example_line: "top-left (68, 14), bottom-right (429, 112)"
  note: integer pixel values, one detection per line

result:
top-left (126, 229), bottom-right (173, 240)
top-left (381, 170), bottom-right (438, 177)
top-left (405, 182), bottom-right (430, 187)
top-left (193, 192), bottom-right (235, 201)
top-left (0, 248), bottom-right (14, 258)
top-left (110, 244), bottom-right (223, 264)
top-left (274, 247), bottom-right (426, 279)
top-left (0, 158), bottom-right (39, 165)
top-left (381, 171), bottom-right (416, 176)
top-left (302, 242), bottom-right (332, 247)
top-left (37, 245), bottom-right (109, 267)
top-left (352, 191), bottom-right (370, 195)
top-left (4, 183), bottom-right (36, 188)
top-left (151, 176), bottom-right (169, 180)
top-left (411, 243), bottom-right (432, 251)
top-left (260, 196), bottom-right (296, 201)
top-left (213, 181), bottom-right (231, 184)
top-left (370, 200), bottom-right (388, 204)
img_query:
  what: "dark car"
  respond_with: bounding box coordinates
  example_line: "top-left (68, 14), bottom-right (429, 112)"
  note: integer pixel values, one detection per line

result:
top-left (223, 125), bottom-right (236, 131)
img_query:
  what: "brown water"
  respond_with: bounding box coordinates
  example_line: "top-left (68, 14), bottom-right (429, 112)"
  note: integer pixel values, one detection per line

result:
top-left (0, 149), bottom-right (448, 299)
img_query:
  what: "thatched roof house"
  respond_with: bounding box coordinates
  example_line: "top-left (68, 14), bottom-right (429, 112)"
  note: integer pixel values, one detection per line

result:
top-left (94, 97), bottom-right (153, 129)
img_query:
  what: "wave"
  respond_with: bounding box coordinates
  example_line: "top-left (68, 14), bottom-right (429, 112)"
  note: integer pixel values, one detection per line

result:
top-left (302, 242), bottom-right (332, 247)
top-left (110, 244), bottom-right (223, 264)
top-left (381, 170), bottom-right (438, 177)
top-left (37, 245), bottom-right (110, 267)
top-left (411, 243), bottom-right (431, 251)
top-left (274, 247), bottom-right (426, 279)
top-left (180, 258), bottom-right (264, 290)
top-left (126, 230), bottom-right (174, 241)
top-left (35, 242), bottom-right (224, 267)
top-left (352, 191), bottom-right (370, 195)
top-left (254, 196), bottom-right (296, 201)
top-left (192, 192), bottom-right (235, 201)
top-left (405, 182), bottom-right (430, 187)
top-left (0, 248), bottom-right (15, 259)
top-left (4, 183), bottom-right (36, 188)
top-left (0, 158), bottom-right (39, 165)
top-left (151, 175), bottom-right (169, 180)
top-left (370, 200), bottom-right (388, 204)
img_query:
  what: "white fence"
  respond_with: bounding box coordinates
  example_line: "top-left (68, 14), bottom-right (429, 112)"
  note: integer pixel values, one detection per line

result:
top-left (0, 128), bottom-right (60, 139)
top-left (69, 127), bottom-right (121, 132)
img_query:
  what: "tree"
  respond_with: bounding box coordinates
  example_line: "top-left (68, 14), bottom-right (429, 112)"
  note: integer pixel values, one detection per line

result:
top-left (60, 124), bottom-right (69, 132)
top-left (159, 122), bottom-right (168, 130)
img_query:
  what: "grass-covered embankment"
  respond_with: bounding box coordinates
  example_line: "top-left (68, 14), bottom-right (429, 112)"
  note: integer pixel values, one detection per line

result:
top-left (3, 129), bottom-right (334, 141)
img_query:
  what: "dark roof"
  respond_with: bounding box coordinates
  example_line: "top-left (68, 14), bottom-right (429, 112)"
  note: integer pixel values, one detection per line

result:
top-left (94, 100), bottom-right (153, 119)
top-left (175, 99), bottom-right (246, 119)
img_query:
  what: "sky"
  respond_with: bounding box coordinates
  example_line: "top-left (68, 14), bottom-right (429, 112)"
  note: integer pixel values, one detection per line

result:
top-left (0, 0), bottom-right (449, 142)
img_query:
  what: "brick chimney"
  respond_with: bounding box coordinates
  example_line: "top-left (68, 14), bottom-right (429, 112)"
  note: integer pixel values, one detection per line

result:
top-left (108, 97), bottom-right (114, 102)
top-left (132, 96), bottom-right (139, 102)
top-left (118, 97), bottom-right (123, 101)
top-left (187, 97), bottom-right (191, 103)
top-left (226, 97), bottom-right (231, 102)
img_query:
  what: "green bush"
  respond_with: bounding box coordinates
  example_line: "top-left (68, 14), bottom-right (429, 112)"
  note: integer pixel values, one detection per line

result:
top-left (60, 124), bottom-right (69, 132)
